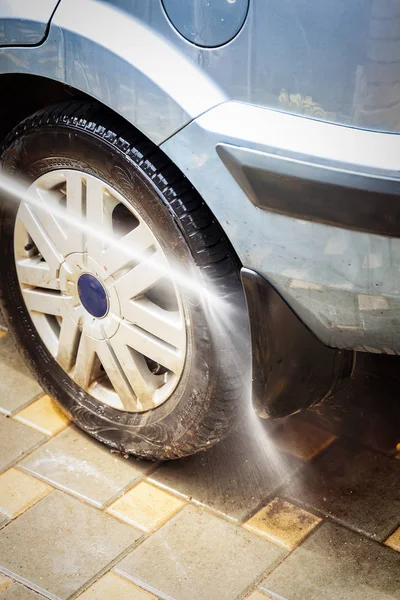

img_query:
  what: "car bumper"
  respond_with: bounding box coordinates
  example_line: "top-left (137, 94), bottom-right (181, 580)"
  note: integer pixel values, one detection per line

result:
top-left (161, 101), bottom-right (400, 354)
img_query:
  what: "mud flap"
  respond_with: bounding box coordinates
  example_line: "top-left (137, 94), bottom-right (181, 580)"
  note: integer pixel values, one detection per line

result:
top-left (241, 268), bottom-right (354, 419)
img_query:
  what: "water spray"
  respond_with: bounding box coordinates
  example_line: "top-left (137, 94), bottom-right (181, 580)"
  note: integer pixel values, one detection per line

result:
top-left (0, 172), bottom-right (222, 307)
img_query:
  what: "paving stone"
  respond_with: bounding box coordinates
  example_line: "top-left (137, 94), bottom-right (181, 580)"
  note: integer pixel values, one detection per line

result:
top-left (269, 417), bottom-right (336, 461)
top-left (150, 423), bottom-right (300, 522)
top-left (107, 480), bottom-right (185, 532)
top-left (385, 528), bottom-right (400, 552)
top-left (0, 514), bottom-right (9, 529)
top-left (77, 572), bottom-right (157, 599)
top-left (261, 521), bottom-right (400, 600)
top-left (0, 573), bottom-right (12, 593)
top-left (0, 416), bottom-right (45, 473)
top-left (0, 468), bottom-right (52, 519)
top-left (243, 497), bottom-right (321, 550)
top-left (283, 439), bottom-right (400, 541)
top-left (19, 426), bottom-right (153, 508)
top-left (0, 491), bottom-right (142, 600)
top-left (0, 582), bottom-right (49, 599)
top-left (246, 592), bottom-right (274, 600)
top-left (14, 395), bottom-right (70, 437)
top-left (117, 505), bottom-right (286, 600)
top-left (0, 336), bottom-right (42, 416)
top-left (309, 352), bottom-right (400, 455)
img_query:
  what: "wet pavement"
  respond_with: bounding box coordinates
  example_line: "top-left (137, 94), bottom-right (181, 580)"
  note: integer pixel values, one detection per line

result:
top-left (0, 331), bottom-right (399, 599)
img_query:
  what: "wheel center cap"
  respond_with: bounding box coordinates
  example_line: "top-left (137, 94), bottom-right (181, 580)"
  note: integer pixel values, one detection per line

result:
top-left (77, 273), bottom-right (109, 318)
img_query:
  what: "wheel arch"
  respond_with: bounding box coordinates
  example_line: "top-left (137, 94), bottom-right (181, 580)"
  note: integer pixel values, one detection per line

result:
top-left (0, 73), bottom-right (88, 147)
top-left (0, 0), bottom-right (226, 146)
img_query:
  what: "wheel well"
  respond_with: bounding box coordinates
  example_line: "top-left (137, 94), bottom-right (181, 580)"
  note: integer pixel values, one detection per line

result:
top-left (0, 74), bottom-right (93, 145)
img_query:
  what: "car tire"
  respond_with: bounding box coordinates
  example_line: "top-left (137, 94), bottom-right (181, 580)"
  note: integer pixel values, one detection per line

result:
top-left (0, 100), bottom-right (248, 460)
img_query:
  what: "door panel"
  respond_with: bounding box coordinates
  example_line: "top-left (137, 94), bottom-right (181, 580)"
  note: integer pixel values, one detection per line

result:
top-left (0, 0), bottom-right (60, 46)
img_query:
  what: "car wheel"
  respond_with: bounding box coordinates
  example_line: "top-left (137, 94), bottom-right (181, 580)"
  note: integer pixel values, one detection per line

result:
top-left (0, 101), bottom-right (247, 460)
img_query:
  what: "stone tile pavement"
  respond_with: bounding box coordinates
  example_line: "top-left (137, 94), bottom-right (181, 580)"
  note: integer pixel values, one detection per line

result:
top-left (0, 332), bottom-right (399, 599)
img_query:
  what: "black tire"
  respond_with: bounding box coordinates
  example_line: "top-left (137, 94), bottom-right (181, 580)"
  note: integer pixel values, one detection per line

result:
top-left (0, 100), bottom-right (248, 460)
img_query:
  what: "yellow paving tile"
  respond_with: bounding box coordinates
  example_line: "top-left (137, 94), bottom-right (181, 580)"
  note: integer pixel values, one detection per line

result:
top-left (269, 419), bottom-right (336, 461)
top-left (77, 571), bottom-right (157, 599)
top-left (395, 442), bottom-right (400, 459)
top-left (0, 573), bottom-right (12, 592)
top-left (243, 497), bottom-right (322, 551)
top-left (13, 394), bottom-right (70, 436)
top-left (0, 468), bottom-right (52, 518)
top-left (385, 527), bottom-right (400, 552)
top-left (107, 480), bottom-right (185, 532)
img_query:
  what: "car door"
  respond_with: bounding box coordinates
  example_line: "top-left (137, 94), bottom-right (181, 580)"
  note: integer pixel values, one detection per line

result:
top-left (0, 0), bottom-right (60, 46)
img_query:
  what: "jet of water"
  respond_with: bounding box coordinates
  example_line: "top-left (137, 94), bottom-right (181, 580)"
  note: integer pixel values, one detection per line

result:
top-left (0, 172), bottom-right (223, 306)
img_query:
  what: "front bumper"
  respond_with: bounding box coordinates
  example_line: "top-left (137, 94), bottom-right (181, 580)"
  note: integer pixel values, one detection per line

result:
top-left (162, 101), bottom-right (400, 354)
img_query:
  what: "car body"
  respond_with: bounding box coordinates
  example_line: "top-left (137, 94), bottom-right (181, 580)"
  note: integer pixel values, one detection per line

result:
top-left (0, 0), bottom-right (399, 454)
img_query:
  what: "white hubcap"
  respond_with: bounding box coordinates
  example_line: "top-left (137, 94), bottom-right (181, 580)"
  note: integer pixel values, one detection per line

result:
top-left (14, 170), bottom-right (187, 412)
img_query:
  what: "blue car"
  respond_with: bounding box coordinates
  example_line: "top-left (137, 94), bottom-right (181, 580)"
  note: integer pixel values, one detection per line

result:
top-left (0, 0), bottom-right (398, 459)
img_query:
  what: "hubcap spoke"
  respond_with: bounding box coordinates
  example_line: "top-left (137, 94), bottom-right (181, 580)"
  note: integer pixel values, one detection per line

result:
top-left (17, 203), bottom-right (64, 273)
top-left (111, 340), bottom-right (157, 410)
top-left (108, 337), bottom-right (158, 410)
top-left (95, 340), bottom-right (143, 411)
top-left (16, 259), bottom-right (60, 290)
top-left (86, 177), bottom-right (115, 264)
top-left (74, 333), bottom-right (97, 389)
top-left (112, 250), bottom-right (168, 298)
top-left (118, 320), bottom-right (182, 374)
top-left (64, 171), bottom-right (86, 253)
top-left (56, 315), bottom-right (81, 372)
top-left (22, 288), bottom-right (69, 317)
top-left (102, 222), bottom-right (155, 276)
top-left (123, 297), bottom-right (185, 351)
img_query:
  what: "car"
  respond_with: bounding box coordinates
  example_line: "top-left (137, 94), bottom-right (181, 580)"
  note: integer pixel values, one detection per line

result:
top-left (0, 0), bottom-right (398, 460)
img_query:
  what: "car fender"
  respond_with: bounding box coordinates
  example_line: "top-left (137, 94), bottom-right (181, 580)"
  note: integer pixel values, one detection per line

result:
top-left (0, 0), bottom-right (226, 144)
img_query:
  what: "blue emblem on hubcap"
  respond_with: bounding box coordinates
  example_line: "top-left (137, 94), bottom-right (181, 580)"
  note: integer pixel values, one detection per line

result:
top-left (77, 274), bottom-right (108, 318)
